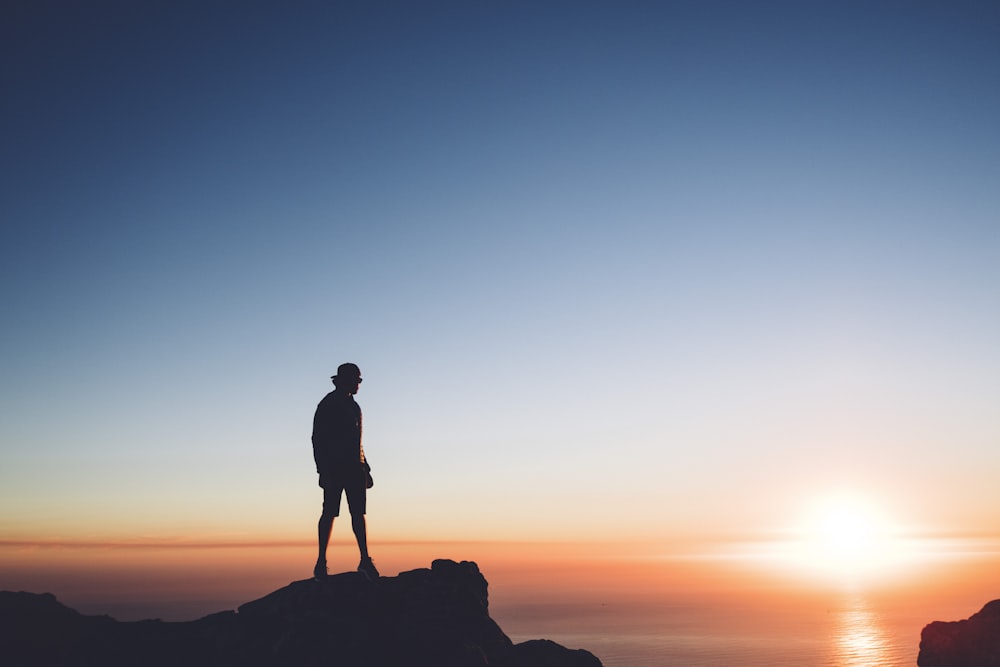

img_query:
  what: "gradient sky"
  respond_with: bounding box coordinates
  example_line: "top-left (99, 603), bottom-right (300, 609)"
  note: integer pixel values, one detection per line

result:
top-left (2, 1), bottom-right (998, 550)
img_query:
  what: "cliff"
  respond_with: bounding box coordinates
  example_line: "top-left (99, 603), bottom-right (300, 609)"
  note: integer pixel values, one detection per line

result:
top-left (0, 559), bottom-right (602, 667)
top-left (918, 599), bottom-right (1000, 667)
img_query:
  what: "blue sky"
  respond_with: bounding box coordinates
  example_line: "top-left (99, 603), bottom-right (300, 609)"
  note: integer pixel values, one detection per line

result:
top-left (1, 1), bottom-right (999, 546)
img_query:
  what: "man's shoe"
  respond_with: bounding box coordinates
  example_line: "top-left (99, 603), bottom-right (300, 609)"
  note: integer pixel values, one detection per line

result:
top-left (358, 557), bottom-right (379, 581)
top-left (313, 560), bottom-right (328, 580)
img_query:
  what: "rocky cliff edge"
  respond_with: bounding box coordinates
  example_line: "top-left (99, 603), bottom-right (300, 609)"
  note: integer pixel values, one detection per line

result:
top-left (0, 559), bottom-right (602, 667)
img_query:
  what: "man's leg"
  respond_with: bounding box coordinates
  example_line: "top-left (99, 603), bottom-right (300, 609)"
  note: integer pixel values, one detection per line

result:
top-left (315, 483), bottom-right (342, 578)
top-left (317, 513), bottom-right (334, 563)
top-left (345, 479), bottom-right (378, 579)
top-left (352, 511), bottom-right (378, 579)
top-left (350, 512), bottom-right (369, 560)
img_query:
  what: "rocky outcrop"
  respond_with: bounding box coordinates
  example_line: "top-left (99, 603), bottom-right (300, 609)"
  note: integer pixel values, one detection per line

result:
top-left (0, 559), bottom-right (601, 666)
top-left (919, 599), bottom-right (1000, 667)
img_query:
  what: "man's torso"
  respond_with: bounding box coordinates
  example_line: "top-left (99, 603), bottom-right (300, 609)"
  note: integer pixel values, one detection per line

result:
top-left (312, 391), bottom-right (363, 472)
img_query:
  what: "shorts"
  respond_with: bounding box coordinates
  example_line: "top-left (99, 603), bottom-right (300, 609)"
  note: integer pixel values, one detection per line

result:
top-left (319, 469), bottom-right (367, 518)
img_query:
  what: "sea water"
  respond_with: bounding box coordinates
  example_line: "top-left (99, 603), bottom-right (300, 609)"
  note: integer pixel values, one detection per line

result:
top-left (497, 592), bottom-right (916, 666)
top-left (489, 544), bottom-right (1000, 667)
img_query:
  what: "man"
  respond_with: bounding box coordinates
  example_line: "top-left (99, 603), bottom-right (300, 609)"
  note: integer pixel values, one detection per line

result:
top-left (312, 362), bottom-right (378, 580)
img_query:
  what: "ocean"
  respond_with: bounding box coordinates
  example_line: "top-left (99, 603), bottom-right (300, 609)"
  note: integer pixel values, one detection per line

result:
top-left (499, 589), bottom-right (921, 665)
top-left (489, 541), bottom-right (1000, 666)
top-left (1, 539), bottom-right (997, 666)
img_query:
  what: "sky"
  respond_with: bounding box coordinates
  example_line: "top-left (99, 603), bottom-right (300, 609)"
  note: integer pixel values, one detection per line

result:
top-left (2, 1), bottom-right (999, 553)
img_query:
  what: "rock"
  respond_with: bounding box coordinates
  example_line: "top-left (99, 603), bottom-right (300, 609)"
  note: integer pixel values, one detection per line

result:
top-left (0, 559), bottom-right (602, 667)
top-left (513, 639), bottom-right (604, 667)
top-left (918, 599), bottom-right (1000, 667)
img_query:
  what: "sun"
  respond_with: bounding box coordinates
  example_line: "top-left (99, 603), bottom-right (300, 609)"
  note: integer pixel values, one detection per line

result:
top-left (789, 492), bottom-right (903, 580)
top-left (813, 496), bottom-right (883, 558)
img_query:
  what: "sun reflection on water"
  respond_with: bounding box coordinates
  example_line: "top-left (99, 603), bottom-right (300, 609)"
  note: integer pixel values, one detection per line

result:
top-left (832, 596), bottom-right (892, 667)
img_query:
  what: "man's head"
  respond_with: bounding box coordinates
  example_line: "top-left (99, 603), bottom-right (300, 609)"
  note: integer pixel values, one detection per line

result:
top-left (332, 362), bottom-right (362, 395)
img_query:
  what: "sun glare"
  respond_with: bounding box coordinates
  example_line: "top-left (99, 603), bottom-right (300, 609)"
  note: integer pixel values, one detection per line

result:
top-left (788, 492), bottom-right (905, 581)
top-left (813, 497), bottom-right (884, 558)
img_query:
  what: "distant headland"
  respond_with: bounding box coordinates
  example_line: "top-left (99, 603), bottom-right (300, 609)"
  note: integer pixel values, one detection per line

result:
top-left (919, 599), bottom-right (1000, 667)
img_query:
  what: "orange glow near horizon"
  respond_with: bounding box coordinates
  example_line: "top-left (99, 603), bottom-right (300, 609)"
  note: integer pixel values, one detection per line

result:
top-left (3, 532), bottom-right (1000, 613)
top-left (2, 527), bottom-right (999, 667)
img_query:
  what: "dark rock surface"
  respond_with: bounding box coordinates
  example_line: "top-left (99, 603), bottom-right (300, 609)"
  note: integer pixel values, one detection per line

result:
top-left (919, 599), bottom-right (1000, 667)
top-left (0, 559), bottom-right (602, 666)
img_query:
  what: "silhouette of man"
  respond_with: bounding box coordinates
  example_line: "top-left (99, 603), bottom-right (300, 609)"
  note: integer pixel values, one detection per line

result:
top-left (312, 362), bottom-right (378, 580)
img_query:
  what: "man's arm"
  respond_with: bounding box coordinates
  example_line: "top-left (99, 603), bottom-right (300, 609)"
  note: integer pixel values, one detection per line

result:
top-left (313, 437), bottom-right (328, 474)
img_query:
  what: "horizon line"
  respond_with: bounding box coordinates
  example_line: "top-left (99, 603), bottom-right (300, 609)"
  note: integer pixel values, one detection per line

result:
top-left (0, 537), bottom-right (628, 550)
top-left (3, 531), bottom-right (999, 551)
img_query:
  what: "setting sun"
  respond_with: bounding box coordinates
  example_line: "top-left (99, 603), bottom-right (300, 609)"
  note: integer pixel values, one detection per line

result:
top-left (811, 496), bottom-right (887, 559)
top-left (786, 492), bottom-right (907, 580)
